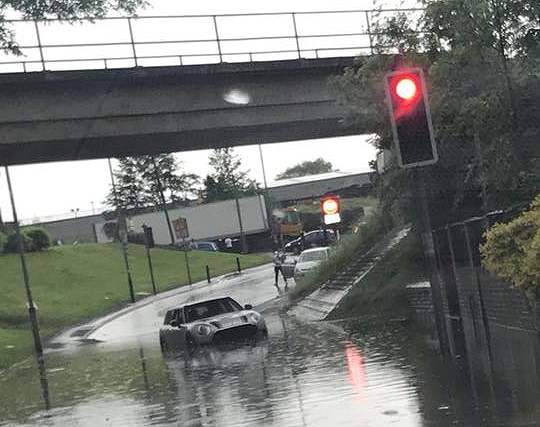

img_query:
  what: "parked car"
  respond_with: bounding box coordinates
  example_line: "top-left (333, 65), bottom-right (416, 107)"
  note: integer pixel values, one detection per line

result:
top-left (293, 247), bottom-right (331, 280)
top-left (192, 241), bottom-right (219, 251)
top-left (284, 229), bottom-right (336, 254)
top-left (159, 296), bottom-right (267, 351)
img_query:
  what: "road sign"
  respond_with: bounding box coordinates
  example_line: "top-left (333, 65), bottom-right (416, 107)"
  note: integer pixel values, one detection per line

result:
top-left (172, 217), bottom-right (189, 239)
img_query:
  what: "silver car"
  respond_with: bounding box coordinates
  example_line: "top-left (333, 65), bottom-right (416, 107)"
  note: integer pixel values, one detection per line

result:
top-left (159, 296), bottom-right (267, 351)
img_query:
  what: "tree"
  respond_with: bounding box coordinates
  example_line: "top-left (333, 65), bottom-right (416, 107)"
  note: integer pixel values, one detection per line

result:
top-left (330, 1), bottom-right (540, 228)
top-left (104, 154), bottom-right (200, 211)
top-left (203, 148), bottom-right (259, 202)
top-left (0, 1), bottom-right (146, 55)
top-left (480, 195), bottom-right (540, 297)
top-left (275, 158), bottom-right (334, 180)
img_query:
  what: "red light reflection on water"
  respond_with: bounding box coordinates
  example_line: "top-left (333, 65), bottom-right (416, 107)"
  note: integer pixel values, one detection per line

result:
top-left (345, 341), bottom-right (367, 402)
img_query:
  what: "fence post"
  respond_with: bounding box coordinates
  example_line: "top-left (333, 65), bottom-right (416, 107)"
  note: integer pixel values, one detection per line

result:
top-left (291, 13), bottom-right (301, 59)
top-left (236, 257), bottom-right (241, 273)
top-left (213, 16), bottom-right (223, 62)
top-left (206, 265), bottom-right (211, 283)
top-left (127, 17), bottom-right (138, 66)
top-left (34, 21), bottom-right (46, 71)
top-left (365, 11), bottom-right (374, 55)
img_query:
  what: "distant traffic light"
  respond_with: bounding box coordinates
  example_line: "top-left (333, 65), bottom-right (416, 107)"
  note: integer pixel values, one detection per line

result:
top-left (321, 196), bottom-right (341, 225)
top-left (385, 68), bottom-right (437, 168)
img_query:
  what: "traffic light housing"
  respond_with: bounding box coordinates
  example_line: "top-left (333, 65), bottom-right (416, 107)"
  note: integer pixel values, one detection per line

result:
top-left (385, 68), bottom-right (437, 168)
top-left (321, 196), bottom-right (341, 225)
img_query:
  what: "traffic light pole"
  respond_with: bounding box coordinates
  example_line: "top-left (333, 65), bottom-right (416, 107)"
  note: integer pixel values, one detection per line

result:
top-left (413, 167), bottom-right (450, 359)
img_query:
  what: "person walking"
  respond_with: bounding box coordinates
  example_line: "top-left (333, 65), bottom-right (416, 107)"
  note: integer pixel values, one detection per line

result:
top-left (272, 250), bottom-right (288, 290)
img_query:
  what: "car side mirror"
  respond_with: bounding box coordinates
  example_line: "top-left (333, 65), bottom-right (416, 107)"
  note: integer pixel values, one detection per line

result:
top-left (244, 304), bottom-right (253, 310)
top-left (170, 320), bottom-right (178, 327)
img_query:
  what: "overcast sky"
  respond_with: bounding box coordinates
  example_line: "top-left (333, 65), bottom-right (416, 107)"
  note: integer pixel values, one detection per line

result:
top-left (0, 0), bottom-right (418, 223)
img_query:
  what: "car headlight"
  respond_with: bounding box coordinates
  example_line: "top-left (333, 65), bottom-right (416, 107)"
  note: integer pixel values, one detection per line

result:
top-left (196, 324), bottom-right (212, 335)
top-left (249, 312), bottom-right (261, 323)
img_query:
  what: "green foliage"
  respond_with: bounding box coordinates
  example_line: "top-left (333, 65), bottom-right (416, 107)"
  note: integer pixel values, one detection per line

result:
top-left (0, 1), bottom-right (147, 54)
top-left (0, 231), bottom-right (6, 252)
top-left (104, 154), bottom-right (200, 210)
top-left (3, 231), bottom-right (32, 253)
top-left (3, 227), bottom-right (51, 253)
top-left (203, 148), bottom-right (260, 202)
top-left (328, 231), bottom-right (426, 319)
top-left (480, 195), bottom-right (540, 296)
top-left (331, 0), bottom-right (540, 228)
top-left (275, 158), bottom-right (334, 180)
top-left (24, 227), bottom-right (51, 251)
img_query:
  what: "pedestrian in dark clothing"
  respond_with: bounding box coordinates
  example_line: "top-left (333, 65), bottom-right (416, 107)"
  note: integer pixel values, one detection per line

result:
top-left (272, 250), bottom-right (288, 290)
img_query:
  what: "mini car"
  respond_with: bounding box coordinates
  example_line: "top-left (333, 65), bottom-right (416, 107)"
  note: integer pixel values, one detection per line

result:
top-left (159, 296), bottom-right (267, 351)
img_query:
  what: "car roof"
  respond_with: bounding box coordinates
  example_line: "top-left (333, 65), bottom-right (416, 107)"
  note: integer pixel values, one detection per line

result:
top-left (166, 296), bottom-right (237, 312)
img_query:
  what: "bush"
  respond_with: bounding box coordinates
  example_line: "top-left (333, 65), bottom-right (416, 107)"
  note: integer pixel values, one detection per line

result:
top-left (25, 227), bottom-right (51, 251)
top-left (3, 227), bottom-right (51, 253)
top-left (480, 195), bottom-right (540, 297)
top-left (0, 231), bottom-right (6, 253)
top-left (4, 231), bottom-right (33, 253)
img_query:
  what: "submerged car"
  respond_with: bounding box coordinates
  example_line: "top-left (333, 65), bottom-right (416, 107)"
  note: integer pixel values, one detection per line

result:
top-left (293, 246), bottom-right (331, 279)
top-left (159, 296), bottom-right (267, 351)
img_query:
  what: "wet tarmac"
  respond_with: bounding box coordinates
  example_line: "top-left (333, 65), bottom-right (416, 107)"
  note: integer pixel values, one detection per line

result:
top-left (1, 312), bottom-right (538, 426)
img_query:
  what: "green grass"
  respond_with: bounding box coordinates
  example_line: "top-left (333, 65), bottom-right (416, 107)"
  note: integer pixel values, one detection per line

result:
top-left (328, 232), bottom-right (426, 319)
top-left (0, 243), bottom-right (270, 371)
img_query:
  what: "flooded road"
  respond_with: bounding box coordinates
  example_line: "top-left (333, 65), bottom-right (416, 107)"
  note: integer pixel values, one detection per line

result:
top-left (2, 313), bottom-right (538, 426)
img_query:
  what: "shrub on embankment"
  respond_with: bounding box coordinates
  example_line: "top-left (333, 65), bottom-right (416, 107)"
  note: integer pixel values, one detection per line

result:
top-left (0, 243), bottom-right (270, 371)
top-left (327, 231), bottom-right (426, 319)
top-left (480, 195), bottom-right (540, 298)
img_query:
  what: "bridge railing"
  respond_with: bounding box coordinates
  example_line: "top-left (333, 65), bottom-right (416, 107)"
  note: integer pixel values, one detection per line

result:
top-left (0, 8), bottom-right (424, 73)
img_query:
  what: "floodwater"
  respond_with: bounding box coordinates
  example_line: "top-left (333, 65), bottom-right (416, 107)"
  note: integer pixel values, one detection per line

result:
top-left (0, 314), bottom-right (538, 426)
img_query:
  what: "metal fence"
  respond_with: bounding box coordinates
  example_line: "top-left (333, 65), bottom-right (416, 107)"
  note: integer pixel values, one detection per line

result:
top-left (0, 8), bottom-right (424, 73)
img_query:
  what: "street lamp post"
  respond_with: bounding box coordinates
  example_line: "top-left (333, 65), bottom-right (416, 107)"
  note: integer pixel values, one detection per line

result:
top-left (107, 158), bottom-right (136, 303)
top-left (3, 166), bottom-right (50, 409)
top-left (70, 207), bottom-right (80, 242)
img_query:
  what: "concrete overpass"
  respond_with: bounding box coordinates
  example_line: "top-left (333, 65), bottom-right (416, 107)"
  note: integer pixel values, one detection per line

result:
top-left (0, 57), bottom-right (371, 166)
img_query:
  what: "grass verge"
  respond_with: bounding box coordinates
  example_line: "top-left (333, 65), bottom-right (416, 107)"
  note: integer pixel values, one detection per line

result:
top-left (327, 231), bottom-right (426, 319)
top-left (0, 243), bottom-right (270, 371)
top-left (290, 210), bottom-right (391, 301)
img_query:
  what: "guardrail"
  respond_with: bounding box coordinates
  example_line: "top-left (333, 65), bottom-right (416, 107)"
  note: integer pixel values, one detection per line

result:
top-left (0, 8), bottom-right (425, 73)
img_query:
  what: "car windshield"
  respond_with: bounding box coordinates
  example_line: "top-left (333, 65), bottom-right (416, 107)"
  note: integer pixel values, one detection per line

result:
top-left (184, 298), bottom-right (242, 322)
top-left (299, 250), bottom-right (328, 263)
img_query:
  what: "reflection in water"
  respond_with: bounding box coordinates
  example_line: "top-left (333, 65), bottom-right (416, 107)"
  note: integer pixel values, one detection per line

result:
top-left (344, 341), bottom-right (366, 402)
top-left (0, 314), bottom-right (538, 426)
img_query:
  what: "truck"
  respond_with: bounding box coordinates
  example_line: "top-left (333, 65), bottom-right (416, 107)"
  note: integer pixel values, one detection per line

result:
top-left (94, 194), bottom-right (269, 248)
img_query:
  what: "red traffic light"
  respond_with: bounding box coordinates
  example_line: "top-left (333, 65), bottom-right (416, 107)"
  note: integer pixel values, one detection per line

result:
top-left (395, 77), bottom-right (417, 100)
top-left (321, 196), bottom-right (340, 215)
top-left (385, 68), bottom-right (437, 168)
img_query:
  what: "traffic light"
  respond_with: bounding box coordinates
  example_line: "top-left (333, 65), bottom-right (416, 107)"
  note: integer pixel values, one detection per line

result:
top-left (385, 68), bottom-right (437, 168)
top-left (321, 196), bottom-right (341, 225)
